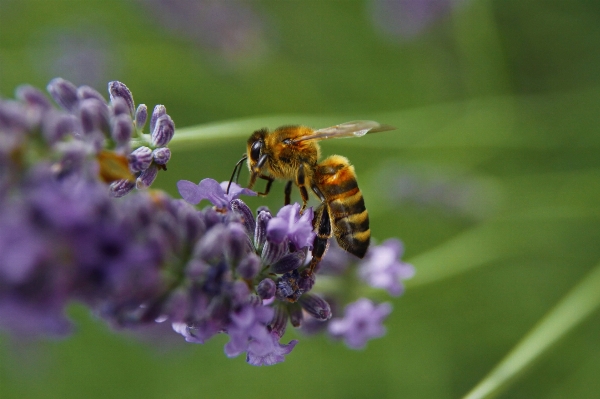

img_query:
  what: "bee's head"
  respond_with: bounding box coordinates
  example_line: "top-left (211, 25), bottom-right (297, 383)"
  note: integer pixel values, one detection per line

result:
top-left (246, 128), bottom-right (268, 172)
top-left (226, 129), bottom-right (268, 194)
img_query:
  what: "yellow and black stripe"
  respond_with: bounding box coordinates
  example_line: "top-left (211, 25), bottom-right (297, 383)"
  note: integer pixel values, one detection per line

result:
top-left (315, 155), bottom-right (370, 259)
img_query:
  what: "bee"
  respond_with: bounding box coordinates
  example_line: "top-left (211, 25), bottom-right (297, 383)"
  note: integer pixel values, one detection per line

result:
top-left (228, 120), bottom-right (395, 274)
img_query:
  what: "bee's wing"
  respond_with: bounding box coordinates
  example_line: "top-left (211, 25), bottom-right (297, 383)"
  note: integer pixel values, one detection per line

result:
top-left (291, 120), bottom-right (395, 143)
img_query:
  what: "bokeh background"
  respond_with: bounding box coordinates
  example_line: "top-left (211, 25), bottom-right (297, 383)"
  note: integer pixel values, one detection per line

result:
top-left (1, 0), bottom-right (600, 398)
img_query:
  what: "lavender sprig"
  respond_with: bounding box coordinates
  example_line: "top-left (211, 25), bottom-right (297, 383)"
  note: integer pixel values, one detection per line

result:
top-left (0, 78), bottom-right (414, 366)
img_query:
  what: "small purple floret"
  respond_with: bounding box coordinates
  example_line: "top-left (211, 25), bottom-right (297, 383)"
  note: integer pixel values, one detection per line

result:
top-left (246, 331), bottom-right (298, 366)
top-left (266, 203), bottom-right (314, 250)
top-left (357, 238), bottom-right (415, 296)
top-left (328, 298), bottom-right (392, 349)
top-left (177, 178), bottom-right (255, 208)
top-left (224, 304), bottom-right (274, 358)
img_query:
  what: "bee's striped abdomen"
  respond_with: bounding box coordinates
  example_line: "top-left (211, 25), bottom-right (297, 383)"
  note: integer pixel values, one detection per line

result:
top-left (314, 155), bottom-right (370, 258)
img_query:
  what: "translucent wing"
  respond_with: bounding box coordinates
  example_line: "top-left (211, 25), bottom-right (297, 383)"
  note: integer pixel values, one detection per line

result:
top-left (291, 120), bottom-right (395, 143)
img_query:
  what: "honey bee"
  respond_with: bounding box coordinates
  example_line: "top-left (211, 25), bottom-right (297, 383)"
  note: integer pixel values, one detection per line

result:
top-left (228, 120), bottom-right (395, 273)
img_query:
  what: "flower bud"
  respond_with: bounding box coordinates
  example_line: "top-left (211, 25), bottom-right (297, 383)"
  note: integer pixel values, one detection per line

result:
top-left (149, 104), bottom-right (166, 133)
top-left (269, 305), bottom-right (287, 337)
top-left (47, 78), bottom-right (79, 112)
top-left (226, 223), bottom-right (249, 265)
top-left (128, 146), bottom-right (153, 172)
top-left (237, 253), bottom-right (260, 280)
top-left (230, 199), bottom-right (255, 237)
top-left (270, 251), bottom-right (305, 274)
top-left (257, 278), bottom-right (276, 300)
top-left (151, 114), bottom-right (175, 146)
top-left (136, 164), bottom-right (158, 189)
top-left (109, 179), bottom-right (136, 197)
top-left (110, 97), bottom-right (130, 117)
top-left (16, 85), bottom-right (52, 110)
top-left (108, 81), bottom-right (135, 116)
top-left (152, 147), bottom-right (171, 165)
top-left (79, 98), bottom-right (109, 135)
top-left (77, 85), bottom-right (106, 102)
top-left (254, 209), bottom-right (271, 249)
top-left (111, 114), bottom-right (134, 145)
top-left (261, 241), bottom-right (287, 265)
top-left (42, 111), bottom-right (76, 144)
top-left (135, 104), bottom-right (148, 130)
top-left (299, 294), bottom-right (332, 321)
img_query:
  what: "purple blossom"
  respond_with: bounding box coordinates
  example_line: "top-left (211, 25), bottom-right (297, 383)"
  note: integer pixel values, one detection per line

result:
top-left (224, 304), bottom-right (274, 358)
top-left (358, 239), bottom-right (415, 296)
top-left (328, 298), bottom-right (392, 349)
top-left (246, 331), bottom-right (298, 366)
top-left (267, 203), bottom-right (315, 251)
top-left (177, 178), bottom-right (256, 208)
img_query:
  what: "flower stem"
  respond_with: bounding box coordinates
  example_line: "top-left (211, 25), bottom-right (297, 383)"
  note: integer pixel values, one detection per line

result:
top-left (462, 261), bottom-right (600, 399)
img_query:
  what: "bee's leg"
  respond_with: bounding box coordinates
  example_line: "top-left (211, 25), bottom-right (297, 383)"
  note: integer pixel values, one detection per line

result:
top-left (257, 174), bottom-right (274, 196)
top-left (306, 202), bottom-right (330, 275)
top-left (284, 180), bottom-right (293, 205)
top-left (296, 164), bottom-right (310, 212)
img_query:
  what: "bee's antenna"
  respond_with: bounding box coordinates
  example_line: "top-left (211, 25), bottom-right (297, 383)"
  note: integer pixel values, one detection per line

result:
top-left (227, 155), bottom-right (248, 194)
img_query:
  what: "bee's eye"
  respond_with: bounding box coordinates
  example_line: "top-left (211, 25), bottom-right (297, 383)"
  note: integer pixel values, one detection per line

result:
top-left (250, 141), bottom-right (262, 162)
top-left (283, 139), bottom-right (292, 145)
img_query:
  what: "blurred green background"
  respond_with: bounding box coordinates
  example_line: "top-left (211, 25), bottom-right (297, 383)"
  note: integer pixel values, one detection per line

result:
top-left (1, 0), bottom-right (600, 398)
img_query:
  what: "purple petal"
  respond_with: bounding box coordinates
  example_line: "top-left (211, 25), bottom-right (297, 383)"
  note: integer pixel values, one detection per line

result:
top-left (246, 331), bottom-right (298, 366)
top-left (266, 217), bottom-right (288, 244)
top-left (328, 298), bottom-right (392, 349)
top-left (219, 181), bottom-right (257, 201)
top-left (197, 178), bottom-right (228, 208)
top-left (177, 180), bottom-right (203, 204)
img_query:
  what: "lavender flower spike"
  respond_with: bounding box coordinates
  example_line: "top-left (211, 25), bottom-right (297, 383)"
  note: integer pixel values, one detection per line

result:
top-left (328, 298), bottom-right (392, 349)
top-left (358, 238), bottom-right (415, 296)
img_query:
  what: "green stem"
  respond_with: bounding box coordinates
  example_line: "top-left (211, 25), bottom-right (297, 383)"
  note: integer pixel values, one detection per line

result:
top-left (462, 261), bottom-right (600, 399)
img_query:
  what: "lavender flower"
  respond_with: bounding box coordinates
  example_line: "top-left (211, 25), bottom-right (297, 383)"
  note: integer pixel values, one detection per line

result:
top-left (246, 331), bottom-right (299, 366)
top-left (267, 203), bottom-right (315, 250)
top-left (358, 238), bottom-right (415, 296)
top-left (224, 304), bottom-right (274, 358)
top-left (0, 77), bottom-right (414, 367)
top-left (328, 299), bottom-right (392, 349)
top-left (177, 178), bottom-right (256, 209)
